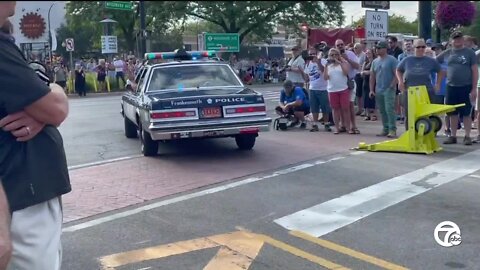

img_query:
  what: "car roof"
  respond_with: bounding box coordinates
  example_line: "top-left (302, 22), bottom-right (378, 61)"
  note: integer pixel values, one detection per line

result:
top-left (145, 60), bottom-right (226, 68)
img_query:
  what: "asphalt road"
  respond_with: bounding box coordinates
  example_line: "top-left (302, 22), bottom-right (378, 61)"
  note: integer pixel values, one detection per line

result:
top-left (59, 86), bottom-right (480, 270)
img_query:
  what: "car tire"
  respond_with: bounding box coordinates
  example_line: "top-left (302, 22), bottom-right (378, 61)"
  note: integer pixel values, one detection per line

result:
top-left (124, 116), bottom-right (138, 138)
top-left (235, 134), bottom-right (256, 150)
top-left (140, 125), bottom-right (159, 156)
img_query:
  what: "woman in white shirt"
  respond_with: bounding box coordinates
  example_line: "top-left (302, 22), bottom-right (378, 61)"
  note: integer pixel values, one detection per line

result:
top-left (324, 48), bottom-right (352, 134)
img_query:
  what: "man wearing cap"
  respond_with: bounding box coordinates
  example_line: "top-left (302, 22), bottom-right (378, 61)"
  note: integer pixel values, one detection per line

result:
top-left (370, 41), bottom-right (399, 138)
top-left (436, 31), bottom-right (478, 145)
top-left (275, 80), bottom-right (310, 129)
top-left (285, 46), bottom-right (306, 89)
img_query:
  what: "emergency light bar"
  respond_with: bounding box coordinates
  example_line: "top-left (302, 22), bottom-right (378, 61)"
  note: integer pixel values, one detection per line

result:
top-left (144, 51), bottom-right (217, 60)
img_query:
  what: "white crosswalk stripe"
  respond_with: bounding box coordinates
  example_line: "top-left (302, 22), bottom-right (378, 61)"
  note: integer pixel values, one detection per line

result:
top-left (262, 90), bottom-right (280, 101)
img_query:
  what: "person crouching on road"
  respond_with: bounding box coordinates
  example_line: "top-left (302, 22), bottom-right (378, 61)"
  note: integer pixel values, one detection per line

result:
top-left (323, 48), bottom-right (352, 134)
top-left (275, 80), bottom-right (310, 129)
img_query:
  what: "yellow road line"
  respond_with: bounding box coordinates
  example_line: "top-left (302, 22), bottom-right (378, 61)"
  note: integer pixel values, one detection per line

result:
top-left (99, 237), bottom-right (219, 268)
top-left (257, 234), bottom-right (350, 270)
top-left (203, 246), bottom-right (254, 270)
top-left (290, 230), bottom-right (409, 270)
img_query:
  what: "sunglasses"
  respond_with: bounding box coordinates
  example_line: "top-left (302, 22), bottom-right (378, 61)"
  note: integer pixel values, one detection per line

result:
top-left (415, 46), bottom-right (426, 49)
top-left (336, 44), bottom-right (344, 46)
top-left (329, 53), bottom-right (339, 56)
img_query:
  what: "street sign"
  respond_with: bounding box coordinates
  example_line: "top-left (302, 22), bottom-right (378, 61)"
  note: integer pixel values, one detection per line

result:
top-left (204, 33), bottom-right (240, 52)
top-left (361, 1), bottom-right (390, 10)
top-left (365, 10), bottom-right (389, 41)
top-left (65, 38), bottom-right (74, 52)
top-left (105, 1), bottom-right (133, 11)
top-left (101, 35), bottom-right (118, 54)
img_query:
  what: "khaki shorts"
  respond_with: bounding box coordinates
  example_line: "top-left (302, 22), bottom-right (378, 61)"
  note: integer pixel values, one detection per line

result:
top-left (8, 197), bottom-right (63, 270)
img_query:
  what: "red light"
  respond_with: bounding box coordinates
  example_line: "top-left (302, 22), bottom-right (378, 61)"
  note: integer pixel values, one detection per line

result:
top-left (233, 106), bottom-right (265, 114)
top-left (151, 111), bottom-right (196, 119)
top-left (240, 127), bottom-right (259, 134)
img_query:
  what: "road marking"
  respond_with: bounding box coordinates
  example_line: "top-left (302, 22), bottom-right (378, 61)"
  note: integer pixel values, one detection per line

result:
top-left (274, 149), bottom-right (480, 237)
top-left (468, 174), bottom-right (480, 179)
top-left (67, 155), bottom-right (142, 170)
top-left (98, 230), bottom-right (349, 270)
top-left (63, 152), bottom-right (364, 232)
top-left (290, 231), bottom-right (408, 270)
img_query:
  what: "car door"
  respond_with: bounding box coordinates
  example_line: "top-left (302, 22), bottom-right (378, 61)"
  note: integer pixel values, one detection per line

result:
top-left (123, 67), bottom-right (148, 123)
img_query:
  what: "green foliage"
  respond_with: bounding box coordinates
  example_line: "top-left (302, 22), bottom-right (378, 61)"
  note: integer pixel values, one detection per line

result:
top-left (352, 14), bottom-right (418, 35)
top-left (62, 1), bottom-right (182, 56)
top-left (169, 1), bottom-right (344, 44)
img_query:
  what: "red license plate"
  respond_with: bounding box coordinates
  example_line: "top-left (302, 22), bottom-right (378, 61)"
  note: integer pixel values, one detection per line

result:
top-left (201, 107), bottom-right (222, 118)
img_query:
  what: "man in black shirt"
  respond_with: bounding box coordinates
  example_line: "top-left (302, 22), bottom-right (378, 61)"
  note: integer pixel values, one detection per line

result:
top-left (0, 2), bottom-right (71, 269)
top-left (387, 36), bottom-right (404, 59)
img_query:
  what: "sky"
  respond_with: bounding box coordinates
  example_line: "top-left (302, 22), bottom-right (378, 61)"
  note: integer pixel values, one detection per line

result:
top-left (341, 1), bottom-right (419, 26)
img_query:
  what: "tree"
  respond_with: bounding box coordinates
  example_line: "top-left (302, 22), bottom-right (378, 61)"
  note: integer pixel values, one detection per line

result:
top-left (64, 1), bottom-right (182, 54)
top-left (352, 14), bottom-right (418, 35)
top-left (170, 1), bottom-right (344, 44)
top-left (435, 1), bottom-right (476, 31)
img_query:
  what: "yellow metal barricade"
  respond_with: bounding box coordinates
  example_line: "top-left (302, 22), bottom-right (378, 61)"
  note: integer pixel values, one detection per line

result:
top-left (356, 85), bottom-right (464, 154)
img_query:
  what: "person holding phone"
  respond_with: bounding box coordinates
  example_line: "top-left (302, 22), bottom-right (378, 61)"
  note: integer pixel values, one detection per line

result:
top-left (324, 48), bottom-right (353, 134)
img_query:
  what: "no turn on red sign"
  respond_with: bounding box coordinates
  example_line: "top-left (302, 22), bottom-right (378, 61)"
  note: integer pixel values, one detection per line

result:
top-left (65, 38), bottom-right (74, 52)
top-left (365, 10), bottom-right (389, 41)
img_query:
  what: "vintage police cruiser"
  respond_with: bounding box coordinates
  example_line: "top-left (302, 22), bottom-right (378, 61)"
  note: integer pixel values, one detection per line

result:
top-left (121, 50), bottom-right (272, 156)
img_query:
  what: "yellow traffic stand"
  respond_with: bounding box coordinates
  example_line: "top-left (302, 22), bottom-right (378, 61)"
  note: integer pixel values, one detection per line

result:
top-left (356, 85), bottom-right (464, 155)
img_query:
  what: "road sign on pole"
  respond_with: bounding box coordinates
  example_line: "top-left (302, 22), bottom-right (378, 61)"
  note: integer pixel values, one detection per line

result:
top-left (105, 1), bottom-right (133, 11)
top-left (204, 33), bottom-right (240, 52)
top-left (65, 38), bottom-right (74, 52)
top-left (361, 1), bottom-right (390, 10)
top-left (101, 36), bottom-right (118, 54)
top-left (365, 10), bottom-right (389, 41)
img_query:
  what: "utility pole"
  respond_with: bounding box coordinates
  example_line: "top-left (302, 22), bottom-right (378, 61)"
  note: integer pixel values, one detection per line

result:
top-left (418, 1), bottom-right (432, 40)
top-left (139, 1), bottom-right (146, 57)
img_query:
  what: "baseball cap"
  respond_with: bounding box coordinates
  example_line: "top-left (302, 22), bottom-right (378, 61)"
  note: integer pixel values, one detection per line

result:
top-left (450, 31), bottom-right (463, 39)
top-left (376, 41), bottom-right (388, 49)
top-left (426, 38), bottom-right (433, 45)
top-left (431, 43), bottom-right (442, 49)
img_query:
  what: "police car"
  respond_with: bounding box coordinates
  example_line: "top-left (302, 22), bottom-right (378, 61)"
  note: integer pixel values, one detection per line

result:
top-left (121, 49), bottom-right (272, 156)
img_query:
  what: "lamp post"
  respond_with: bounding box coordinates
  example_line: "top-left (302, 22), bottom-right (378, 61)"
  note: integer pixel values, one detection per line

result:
top-left (48, 1), bottom-right (56, 64)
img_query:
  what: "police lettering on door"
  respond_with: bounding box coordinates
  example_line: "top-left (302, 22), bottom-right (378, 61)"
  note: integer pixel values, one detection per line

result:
top-left (365, 10), bottom-right (389, 41)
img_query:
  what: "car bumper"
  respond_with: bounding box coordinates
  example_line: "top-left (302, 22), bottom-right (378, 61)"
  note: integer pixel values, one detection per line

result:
top-left (147, 117), bottom-right (272, 140)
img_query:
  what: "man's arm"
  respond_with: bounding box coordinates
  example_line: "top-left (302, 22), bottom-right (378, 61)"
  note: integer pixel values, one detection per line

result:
top-left (0, 184), bottom-right (11, 269)
top-left (24, 83), bottom-right (69, 127)
top-left (396, 69), bottom-right (405, 92)
top-left (343, 52), bottom-right (360, 70)
top-left (471, 63), bottom-right (478, 100)
top-left (369, 64), bottom-right (376, 97)
top-left (0, 46), bottom-right (69, 126)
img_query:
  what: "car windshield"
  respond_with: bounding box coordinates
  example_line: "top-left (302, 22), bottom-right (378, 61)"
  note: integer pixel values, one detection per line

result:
top-left (147, 64), bottom-right (242, 91)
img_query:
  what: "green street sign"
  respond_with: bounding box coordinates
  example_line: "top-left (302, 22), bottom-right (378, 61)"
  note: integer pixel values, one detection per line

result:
top-left (105, 1), bottom-right (133, 11)
top-left (204, 33), bottom-right (240, 52)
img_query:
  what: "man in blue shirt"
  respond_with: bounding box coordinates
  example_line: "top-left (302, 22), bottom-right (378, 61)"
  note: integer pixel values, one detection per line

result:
top-left (275, 80), bottom-right (310, 128)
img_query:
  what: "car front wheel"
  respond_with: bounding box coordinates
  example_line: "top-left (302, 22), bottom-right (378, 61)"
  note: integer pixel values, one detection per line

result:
top-left (140, 125), bottom-right (159, 156)
top-left (235, 134), bottom-right (256, 150)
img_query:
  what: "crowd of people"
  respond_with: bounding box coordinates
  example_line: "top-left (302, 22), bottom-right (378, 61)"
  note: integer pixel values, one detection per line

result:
top-left (39, 55), bottom-right (144, 97)
top-left (275, 32), bottom-right (480, 145)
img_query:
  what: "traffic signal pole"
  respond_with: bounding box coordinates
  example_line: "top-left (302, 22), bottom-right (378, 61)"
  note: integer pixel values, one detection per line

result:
top-left (418, 1), bottom-right (432, 40)
top-left (139, 1), bottom-right (146, 57)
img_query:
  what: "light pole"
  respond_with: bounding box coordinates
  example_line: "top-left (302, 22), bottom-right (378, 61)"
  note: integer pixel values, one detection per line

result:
top-left (48, 1), bottom-right (56, 64)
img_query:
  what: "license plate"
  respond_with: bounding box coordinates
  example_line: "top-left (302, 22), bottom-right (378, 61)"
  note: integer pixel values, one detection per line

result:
top-left (204, 130), bottom-right (224, 137)
top-left (201, 107), bottom-right (222, 118)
